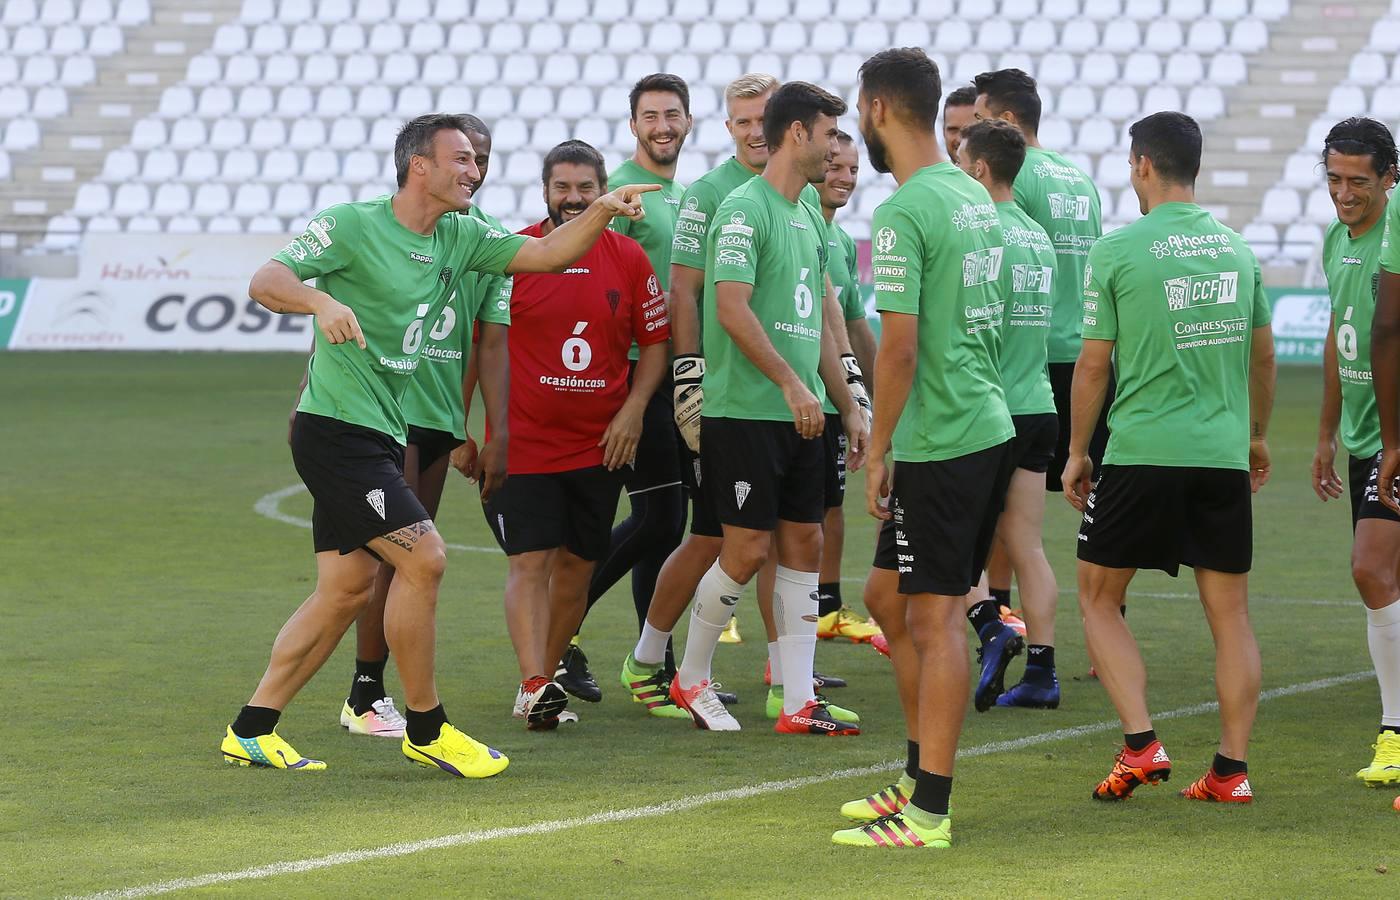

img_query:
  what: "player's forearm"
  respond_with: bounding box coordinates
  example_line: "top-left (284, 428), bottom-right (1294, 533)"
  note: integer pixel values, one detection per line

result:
top-left (1068, 346), bottom-right (1112, 457)
top-left (627, 342), bottom-right (669, 410)
top-left (848, 318), bottom-right (877, 394)
top-left (477, 322), bottom-right (510, 439)
top-left (1373, 271), bottom-right (1400, 449)
top-left (668, 265), bottom-right (703, 355)
top-left (716, 292), bottom-right (802, 392)
top-left (1249, 325), bottom-right (1276, 442)
top-left (512, 204), bottom-right (612, 273)
top-left (870, 313), bottom-right (917, 459)
top-left (249, 260), bottom-right (334, 316)
top-left (1318, 320), bottom-right (1341, 440)
top-left (818, 318), bottom-right (856, 418)
top-left (461, 349), bottom-right (481, 424)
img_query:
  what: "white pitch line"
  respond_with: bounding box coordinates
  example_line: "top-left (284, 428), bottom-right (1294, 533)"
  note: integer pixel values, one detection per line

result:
top-left (84, 670), bottom-right (1371, 900)
top-left (254, 484), bottom-right (500, 554)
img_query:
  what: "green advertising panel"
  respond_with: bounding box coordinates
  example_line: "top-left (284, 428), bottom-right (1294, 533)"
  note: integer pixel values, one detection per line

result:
top-left (0, 279), bottom-right (30, 349)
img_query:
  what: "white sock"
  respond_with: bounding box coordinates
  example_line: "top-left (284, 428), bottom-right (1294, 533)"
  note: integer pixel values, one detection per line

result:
top-left (774, 565), bottom-right (820, 714)
top-left (1368, 599), bottom-right (1400, 728)
top-left (767, 640), bottom-right (783, 687)
top-left (677, 561), bottom-right (743, 689)
top-left (633, 622), bottom-right (670, 667)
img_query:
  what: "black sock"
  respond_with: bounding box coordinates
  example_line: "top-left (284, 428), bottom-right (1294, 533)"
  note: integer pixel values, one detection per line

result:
top-left (967, 599), bottom-right (1000, 636)
top-left (817, 582), bottom-right (842, 617)
top-left (1212, 753), bottom-right (1247, 777)
top-left (1120, 604), bottom-right (1127, 619)
top-left (349, 655), bottom-right (389, 714)
top-left (405, 704), bottom-right (448, 745)
top-left (910, 769), bottom-right (953, 817)
top-left (1026, 644), bottom-right (1056, 671)
top-left (231, 705), bottom-right (280, 739)
top-left (664, 637), bottom-right (676, 678)
top-left (1382, 725), bottom-right (1400, 735)
top-left (905, 739), bottom-right (920, 781)
top-left (990, 586), bottom-right (1012, 607)
top-left (1124, 729), bottom-right (1157, 752)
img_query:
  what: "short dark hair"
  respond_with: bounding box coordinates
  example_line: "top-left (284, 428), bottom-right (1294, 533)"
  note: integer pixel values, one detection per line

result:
top-left (858, 47), bottom-right (942, 130)
top-left (1323, 116), bottom-right (1399, 180)
top-left (460, 114), bottom-right (490, 141)
top-left (959, 119), bottom-right (1027, 185)
top-left (629, 73), bottom-right (691, 119)
top-left (973, 68), bottom-right (1042, 134)
top-left (542, 139), bottom-right (607, 187)
top-left (394, 112), bottom-right (468, 188)
top-left (835, 129), bottom-right (854, 145)
top-left (945, 85), bottom-right (977, 111)
top-left (1128, 111), bottom-right (1202, 186)
top-left (762, 81), bottom-right (847, 150)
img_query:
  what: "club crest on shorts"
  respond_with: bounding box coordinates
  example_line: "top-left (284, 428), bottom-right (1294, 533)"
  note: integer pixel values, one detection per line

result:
top-left (366, 488), bottom-right (386, 520)
top-left (734, 480), bottom-right (751, 509)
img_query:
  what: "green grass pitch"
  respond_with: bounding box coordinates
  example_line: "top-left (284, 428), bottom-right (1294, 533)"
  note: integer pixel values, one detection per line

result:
top-left (2, 353), bottom-right (1396, 897)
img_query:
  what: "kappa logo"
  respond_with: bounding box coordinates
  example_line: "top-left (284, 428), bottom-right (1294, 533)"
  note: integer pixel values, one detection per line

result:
top-left (875, 226), bottom-right (897, 253)
top-left (409, 252), bottom-right (433, 264)
top-left (734, 480), bottom-right (752, 509)
top-left (366, 489), bottom-right (386, 520)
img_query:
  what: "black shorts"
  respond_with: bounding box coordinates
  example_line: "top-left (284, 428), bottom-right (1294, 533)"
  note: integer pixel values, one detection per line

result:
top-left (1077, 464), bottom-right (1252, 576)
top-left (700, 416), bottom-right (826, 530)
top-left (823, 412), bottom-right (848, 509)
top-left (1010, 413), bottom-right (1058, 474)
top-left (872, 441), bottom-right (1015, 596)
top-left (1348, 451), bottom-right (1400, 527)
top-left (683, 444), bottom-right (722, 538)
top-left (481, 465), bottom-right (624, 560)
top-left (625, 364), bottom-right (686, 496)
top-left (1048, 361), bottom-right (1113, 492)
top-left (406, 425), bottom-right (462, 471)
top-left (290, 412), bottom-right (430, 555)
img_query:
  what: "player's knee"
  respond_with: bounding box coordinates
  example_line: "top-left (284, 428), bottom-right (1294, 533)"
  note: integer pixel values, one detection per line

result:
top-left (399, 541), bottom-right (447, 588)
top-left (1351, 554), bottom-right (1397, 604)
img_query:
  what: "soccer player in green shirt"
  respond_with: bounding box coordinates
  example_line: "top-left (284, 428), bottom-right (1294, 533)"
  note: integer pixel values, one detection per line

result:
top-left (564, 74), bottom-right (693, 704)
top-left (956, 119), bottom-right (1063, 710)
top-left (1312, 118), bottom-right (1400, 785)
top-left (220, 114), bottom-right (659, 778)
top-left (835, 49), bottom-right (1015, 849)
top-left (1064, 112), bottom-right (1275, 804)
top-left (941, 84), bottom-right (977, 165)
top-left (665, 81), bottom-right (868, 734)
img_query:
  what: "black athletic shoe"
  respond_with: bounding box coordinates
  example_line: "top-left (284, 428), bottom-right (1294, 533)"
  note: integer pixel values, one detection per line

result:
top-left (556, 643), bottom-right (602, 703)
top-left (813, 670), bottom-right (847, 689)
top-left (973, 621), bottom-right (1025, 712)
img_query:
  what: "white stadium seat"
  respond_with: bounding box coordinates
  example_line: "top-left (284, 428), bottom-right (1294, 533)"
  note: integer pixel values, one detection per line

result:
top-left (90, 24), bottom-right (123, 55)
top-left (153, 183), bottom-right (191, 215)
top-left (1231, 17), bottom-right (1269, 51)
top-left (1258, 187), bottom-right (1301, 224)
top-left (112, 182), bottom-right (151, 215)
top-left (72, 183), bottom-right (111, 215)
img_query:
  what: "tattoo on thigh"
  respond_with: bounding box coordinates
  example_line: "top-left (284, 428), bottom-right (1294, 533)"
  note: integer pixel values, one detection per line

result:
top-left (383, 520), bottom-right (436, 551)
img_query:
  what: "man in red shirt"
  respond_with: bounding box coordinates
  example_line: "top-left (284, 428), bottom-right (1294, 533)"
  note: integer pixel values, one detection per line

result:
top-left (484, 140), bottom-right (671, 729)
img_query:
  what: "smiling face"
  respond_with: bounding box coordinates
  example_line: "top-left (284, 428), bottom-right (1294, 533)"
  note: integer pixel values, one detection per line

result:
top-left (727, 90), bottom-right (773, 171)
top-left (943, 102), bottom-right (974, 163)
top-left (544, 160), bottom-right (602, 227)
top-left (818, 140), bottom-right (858, 211)
top-left (421, 127), bottom-right (480, 211)
top-left (632, 89), bottom-right (691, 168)
top-left (1326, 149), bottom-right (1394, 233)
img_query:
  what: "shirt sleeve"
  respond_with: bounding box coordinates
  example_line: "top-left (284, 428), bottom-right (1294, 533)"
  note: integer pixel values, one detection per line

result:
top-left (670, 182), bottom-right (714, 271)
top-left (870, 201), bottom-right (923, 316)
top-left (629, 244), bottom-right (670, 346)
top-left (1250, 258), bottom-right (1271, 328)
top-left (457, 213), bottom-right (528, 276)
top-left (273, 204), bottom-right (360, 281)
top-left (1080, 239), bottom-right (1117, 341)
top-left (840, 231), bottom-right (865, 320)
top-left (476, 275), bottom-right (512, 326)
top-left (709, 194), bottom-right (760, 287)
top-left (1381, 201), bottom-right (1400, 274)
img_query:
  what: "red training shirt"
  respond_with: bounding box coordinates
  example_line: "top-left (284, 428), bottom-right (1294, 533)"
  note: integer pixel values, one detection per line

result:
top-left (499, 221), bottom-right (670, 474)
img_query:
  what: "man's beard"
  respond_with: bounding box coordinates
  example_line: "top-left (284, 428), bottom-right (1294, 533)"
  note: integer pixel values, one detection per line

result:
top-left (548, 202), bottom-right (588, 227)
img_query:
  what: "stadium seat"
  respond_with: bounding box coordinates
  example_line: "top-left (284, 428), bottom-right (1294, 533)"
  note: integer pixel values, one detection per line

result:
top-left (1231, 17), bottom-right (1269, 51)
top-left (1099, 85), bottom-right (1139, 120)
top-left (500, 54), bottom-right (540, 87)
top-left (153, 183), bottom-right (191, 216)
top-left (1095, 152), bottom-right (1129, 187)
top-left (233, 183), bottom-right (271, 216)
top-left (1142, 84), bottom-right (1182, 116)
top-left (51, 25), bottom-right (85, 55)
top-left (462, 54), bottom-right (500, 86)
top-left (1102, 20), bottom-right (1141, 53)
top-left (85, 215), bottom-right (120, 232)
top-left (447, 22), bottom-right (484, 51)
top-left (1252, 0), bottom-right (1287, 18)
top-left (1207, 51), bottom-right (1247, 85)
top-left (315, 183), bottom-right (354, 210)
top-left (42, 216), bottom-right (82, 249)
top-left (342, 53), bottom-right (379, 85)
top-left (78, 0), bottom-right (113, 24)
top-left (289, 23), bottom-right (326, 53)
top-left (1058, 85), bottom-right (1097, 120)
top-left (437, 84), bottom-right (472, 112)
top-left (3, 0), bottom-right (37, 24)
top-left (90, 24), bottom-right (123, 55)
top-left (1241, 221), bottom-right (1279, 258)
top-left (934, 20), bottom-right (972, 52)
top-left (139, 148), bottom-right (177, 183)
top-left (225, 55), bottom-right (262, 86)
top-left (1374, 85), bottom-right (1400, 120)
top-left (1281, 221), bottom-right (1322, 259)
top-left (112, 183), bottom-right (151, 215)
top-left (370, 22), bottom-right (406, 53)
top-left (116, 0), bottom-right (150, 24)
top-left (1120, 51), bottom-right (1161, 86)
top-left (1303, 188), bottom-right (1334, 224)
top-left (368, 116), bottom-right (399, 149)
top-left (1037, 52), bottom-right (1077, 86)
top-left (382, 53), bottom-right (420, 86)
top-left (1124, 0), bottom-right (1163, 18)
top-left (1039, 117), bottom-right (1074, 148)
top-left (1079, 51), bottom-right (1120, 86)
top-left (1186, 85), bottom-right (1226, 119)
top-left (1259, 186), bottom-right (1301, 223)
top-left (72, 183), bottom-right (111, 215)
top-left (204, 215), bottom-right (242, 233)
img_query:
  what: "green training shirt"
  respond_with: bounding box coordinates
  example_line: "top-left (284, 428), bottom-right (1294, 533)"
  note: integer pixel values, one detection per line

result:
top-left (610, 159), bottom-right (685, 361)
top-left (1323, 213), bottom-right (1387, 458)
top-left (996, 201), bottom-right (1057, 417)
top-left (1082, 202), bottom-right (1270, 471)
top-left (670, 156), bottom-right (823, 273)
top-left (275, 196), bottom-right (526, 443)
top-left (701, 176), bottom-right (829, 422)
top-left (400, 204), bottom-right (514, 440)
top-left (871, 162), bottom-right (1014, 462)
top-left (1013, 146), bottom-right (1102, 364)
top-left (1382, 191), bottom-right (1400, 274)
top-left (822, 218), bottom-right (865, 415)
